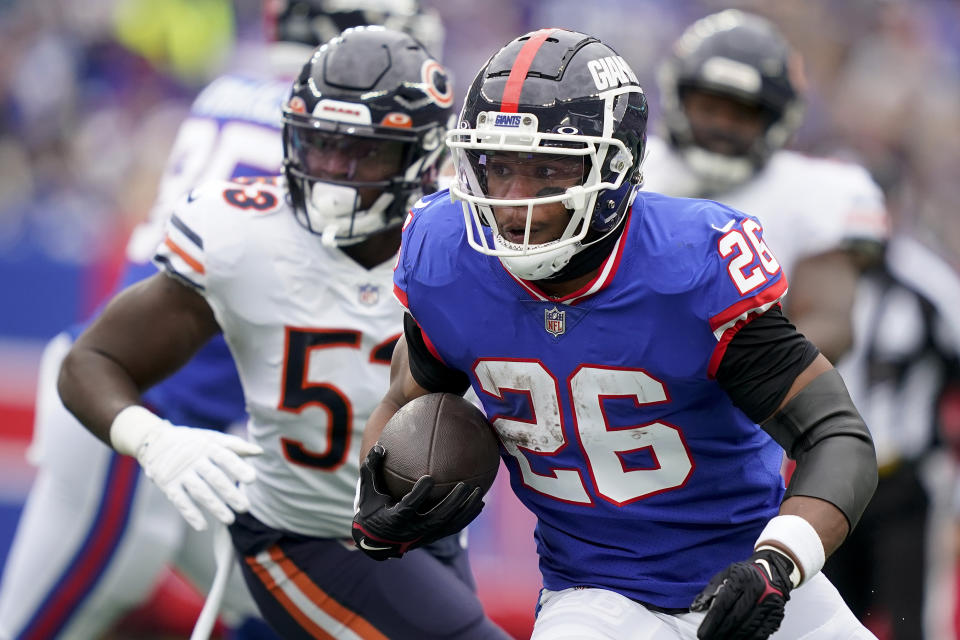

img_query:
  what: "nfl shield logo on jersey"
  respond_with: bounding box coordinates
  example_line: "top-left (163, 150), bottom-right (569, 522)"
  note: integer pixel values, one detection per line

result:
top-left (545, 306), bottom-right (565, 337)
top-left (358, 284), bottom-right (380, 306)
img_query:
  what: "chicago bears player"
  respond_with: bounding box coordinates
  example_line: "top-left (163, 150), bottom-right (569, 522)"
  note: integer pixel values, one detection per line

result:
top-left (57, 27), bottom-right (509, 640)
top-left (645, 10), bottom-right (888, 363)
top-left (353, 28), bottom-right (879, 639)
top-left (647, 11), bottom-right (906, 635)
top-left (0, 22), bottom-right (294, 640)
top-left (0, 5), bottom-right (455, 639)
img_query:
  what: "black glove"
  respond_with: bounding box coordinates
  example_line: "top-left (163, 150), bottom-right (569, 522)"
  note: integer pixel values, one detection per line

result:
top-left (690, 548), bottom-right (796, 640)
top-left (352, 444), bottom-right (485, 561)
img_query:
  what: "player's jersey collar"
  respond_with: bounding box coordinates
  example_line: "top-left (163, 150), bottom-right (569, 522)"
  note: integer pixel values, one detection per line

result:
top-left (502, 208), bottom-right (633, 306)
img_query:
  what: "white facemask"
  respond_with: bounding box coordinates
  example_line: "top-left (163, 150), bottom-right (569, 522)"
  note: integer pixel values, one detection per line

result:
top-left (304, 182), bottom-right (395, 246)
top-left (493, 234), bottom-right (579, 281)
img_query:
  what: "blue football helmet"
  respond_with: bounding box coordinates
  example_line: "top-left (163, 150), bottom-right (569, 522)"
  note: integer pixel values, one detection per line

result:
top-left (448, 28), bottom-right (648, 281)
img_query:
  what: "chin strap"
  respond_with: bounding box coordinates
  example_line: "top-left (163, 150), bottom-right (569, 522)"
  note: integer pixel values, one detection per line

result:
top-left (320, 225), bottom-right (340, 247)
top-left (496, 236), bottom-right (579, 281)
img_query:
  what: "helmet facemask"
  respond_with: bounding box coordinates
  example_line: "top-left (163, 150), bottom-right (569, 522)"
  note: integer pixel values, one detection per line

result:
top-left (448, 86), bottom-right (643, 281)
top-left (283, 114), bottom-right (444, 246)
top-left (280, 26), bottom-right (452, 247)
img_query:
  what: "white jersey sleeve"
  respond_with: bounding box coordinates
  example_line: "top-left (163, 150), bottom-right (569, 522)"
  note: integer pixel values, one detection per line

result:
top-left (780, 153), bottom-right (888, 248)
top-left (155, 177), bottom-right (405, 537)
top-left (152, 189), bottom-right (211, 292)
top-left (642, 136), bottom-right (889, 278)
top-left (153, 176), bottom-right (287, 298)
top-left (153, 181), bottom-right (234, 293)
top-left (754, 153), bottom-right (888, 276)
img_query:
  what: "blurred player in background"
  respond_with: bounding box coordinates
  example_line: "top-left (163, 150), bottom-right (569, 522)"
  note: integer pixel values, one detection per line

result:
top-left (644, 10), bottom-right (953, 637)
top-left (644, 9), bottom-right (888, 365)
top-left (354, 26), bottom-right (877, 640)
top-left (825, 234), bottom-right (960, 639)
top-left (57, 26), bottom-right (509, 640)
top-left (0, 3), bottom-right (446, 639)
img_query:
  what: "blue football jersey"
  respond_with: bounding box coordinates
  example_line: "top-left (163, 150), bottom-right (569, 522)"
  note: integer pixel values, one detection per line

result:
top-left (395, 190), bottom-right (789, 608)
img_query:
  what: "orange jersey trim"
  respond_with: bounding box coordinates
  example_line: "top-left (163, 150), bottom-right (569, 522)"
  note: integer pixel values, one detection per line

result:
top-left (163, 236), bottom-right (205, 275)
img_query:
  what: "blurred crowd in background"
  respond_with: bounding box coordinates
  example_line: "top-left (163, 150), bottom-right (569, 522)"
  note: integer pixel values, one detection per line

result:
top-left (1, 0), bottom-right (959, 335)
top-left (2, 0), bottom-right (960, 637)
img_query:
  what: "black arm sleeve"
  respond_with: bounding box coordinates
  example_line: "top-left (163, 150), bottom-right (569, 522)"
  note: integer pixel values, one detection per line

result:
top-left (717, 307), bottom-right (877, 529)
top-left (715, 305), bottom-right (820, 423)
top-left (404, 313), bottom-right (471, 396)
top-left (764, 369), bottom-right (878, 528)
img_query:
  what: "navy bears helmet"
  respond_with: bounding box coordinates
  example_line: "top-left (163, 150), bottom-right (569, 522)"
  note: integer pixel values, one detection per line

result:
top-left (282, 26), bottom-right (453, 245)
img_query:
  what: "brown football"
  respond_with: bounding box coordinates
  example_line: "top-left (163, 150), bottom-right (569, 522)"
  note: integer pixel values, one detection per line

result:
top-left (378, 393), bottom-right (500, 508)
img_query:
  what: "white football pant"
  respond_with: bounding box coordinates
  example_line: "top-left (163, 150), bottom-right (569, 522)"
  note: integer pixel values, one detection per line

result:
top-left (531, 573), bottom-right (876, 640)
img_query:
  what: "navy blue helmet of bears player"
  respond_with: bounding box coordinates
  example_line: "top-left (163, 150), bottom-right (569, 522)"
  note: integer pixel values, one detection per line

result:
top-left (447, 28), bottom-right (648, 282)
top-left (281, 26), bottom-right (453, 245)
top-left (657, 9), bottom-right (804, 191)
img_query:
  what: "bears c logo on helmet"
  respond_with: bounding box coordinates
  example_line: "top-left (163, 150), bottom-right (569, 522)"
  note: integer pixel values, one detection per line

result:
top-left (287, 96), bottom-right (307, 114)
top-left (421, 60), bottom-right (453, 108)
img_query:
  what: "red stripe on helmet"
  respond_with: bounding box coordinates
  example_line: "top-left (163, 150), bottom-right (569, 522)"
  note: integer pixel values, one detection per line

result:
top-left (500, 29), bottom-right (557, 113)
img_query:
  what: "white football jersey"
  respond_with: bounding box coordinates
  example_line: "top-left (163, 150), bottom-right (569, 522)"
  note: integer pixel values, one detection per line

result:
top-left (154, 177), bottom-right (403, 537)
top-left (642, 136), bottom-right (888, 278)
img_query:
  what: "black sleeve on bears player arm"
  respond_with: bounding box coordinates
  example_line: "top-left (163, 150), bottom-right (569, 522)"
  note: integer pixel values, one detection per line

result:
top-left (715, 305), bottom-right (820, 423)
top-left (403, 313), bottom-right (471, 396)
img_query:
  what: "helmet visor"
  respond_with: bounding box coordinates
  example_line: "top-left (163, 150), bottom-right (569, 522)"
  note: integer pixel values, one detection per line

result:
top-left (285, 125), bottom-right (408, 186)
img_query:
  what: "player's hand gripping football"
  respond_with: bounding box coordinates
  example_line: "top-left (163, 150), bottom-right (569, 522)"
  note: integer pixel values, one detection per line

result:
top-left (110, 405), bottom-right (262, 531)
top-left (352, 444), bottom-right (484, 561)
top-left (690, 547), bottom-right (796, 640)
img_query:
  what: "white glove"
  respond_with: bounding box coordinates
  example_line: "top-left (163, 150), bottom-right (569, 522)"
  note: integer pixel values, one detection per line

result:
top-left (111, 405), bottom-right (262, 531)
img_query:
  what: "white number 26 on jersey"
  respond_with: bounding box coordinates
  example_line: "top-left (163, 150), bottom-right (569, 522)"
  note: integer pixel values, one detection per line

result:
top-left (718, 219), bottom-right (781, 295)
top-left (474, 359), bottom-right (694, 505)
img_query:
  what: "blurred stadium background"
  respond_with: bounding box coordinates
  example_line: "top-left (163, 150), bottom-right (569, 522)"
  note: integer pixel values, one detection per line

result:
top-left (1, 0), bottom-right (959, 638)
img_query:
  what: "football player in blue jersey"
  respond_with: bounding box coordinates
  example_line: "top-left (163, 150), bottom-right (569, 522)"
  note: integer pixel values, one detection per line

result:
top-left (646, 11), bottom-right (903, 639)
top-left (353, 28), bottom-right (880, 640)
top-left (54, 25), bottom-right (511, 640)
top-left (0, 4), bottom-right (455, 640)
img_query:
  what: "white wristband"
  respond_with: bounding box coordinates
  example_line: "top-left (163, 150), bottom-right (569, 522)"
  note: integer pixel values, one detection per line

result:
top-left (755, 514), bottom-right (825, 588)
top-left (110, 405), bottom-right (168, 456)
